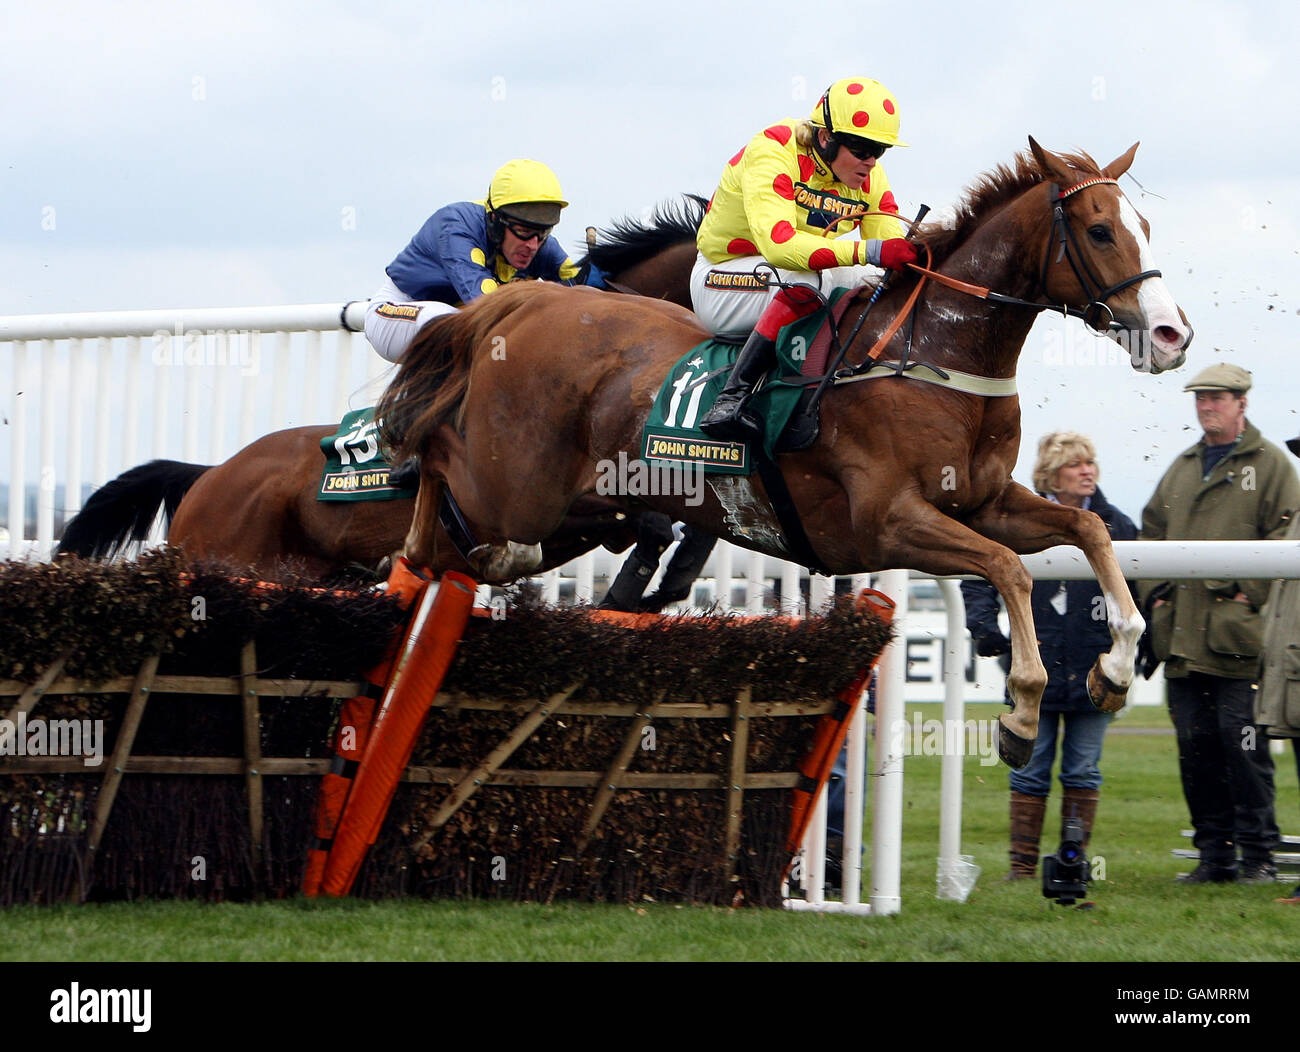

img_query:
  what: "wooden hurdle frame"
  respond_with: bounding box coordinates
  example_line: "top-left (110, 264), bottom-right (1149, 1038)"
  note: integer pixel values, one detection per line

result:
top-left (0, 641), bottom-right (841, 902)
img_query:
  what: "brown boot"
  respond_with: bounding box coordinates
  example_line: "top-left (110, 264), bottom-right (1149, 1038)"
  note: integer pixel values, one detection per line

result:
top-left (1061, 786), bottom-right (1100, 848)
top-left (1008, 791), bottom-right (1048, 879)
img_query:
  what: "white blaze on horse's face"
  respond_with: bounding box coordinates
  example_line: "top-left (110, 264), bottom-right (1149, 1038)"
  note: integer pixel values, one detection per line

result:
top-left (1114, 194), bottom-right (1192, 373)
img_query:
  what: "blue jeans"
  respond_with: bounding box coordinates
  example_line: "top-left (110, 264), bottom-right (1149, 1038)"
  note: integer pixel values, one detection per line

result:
top-left (1008, 709), bottom-right (1111, 796)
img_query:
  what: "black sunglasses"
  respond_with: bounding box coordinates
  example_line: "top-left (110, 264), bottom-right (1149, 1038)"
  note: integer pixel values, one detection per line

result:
top-left (503, 220), bottom-right (552, 243)
top-left (835, 135), bottom-right (889, 161)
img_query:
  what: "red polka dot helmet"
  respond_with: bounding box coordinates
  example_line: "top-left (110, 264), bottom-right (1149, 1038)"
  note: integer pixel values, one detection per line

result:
top-left (810, 78), bottom-right (907, 147)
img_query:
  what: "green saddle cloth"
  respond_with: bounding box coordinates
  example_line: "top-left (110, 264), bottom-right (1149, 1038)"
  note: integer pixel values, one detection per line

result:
top-left (317, 407), bottom-right (418, 502)
top-left (640, 291), bottom-right (841, 476)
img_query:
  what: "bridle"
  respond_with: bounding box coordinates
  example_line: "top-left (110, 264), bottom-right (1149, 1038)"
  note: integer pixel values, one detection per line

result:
top-left (1036, 177), bottom-right (1161, 333)
top-left (851, 175), bottom-right (1164, 364)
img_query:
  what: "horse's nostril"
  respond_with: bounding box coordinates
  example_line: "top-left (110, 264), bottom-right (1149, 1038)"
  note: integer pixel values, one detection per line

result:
top-left (1155, 325), bottom-right (1182, 346)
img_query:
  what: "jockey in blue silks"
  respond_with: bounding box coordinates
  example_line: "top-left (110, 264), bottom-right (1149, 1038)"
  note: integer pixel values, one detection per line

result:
top-left (365, 158), bottom-right (603, 363)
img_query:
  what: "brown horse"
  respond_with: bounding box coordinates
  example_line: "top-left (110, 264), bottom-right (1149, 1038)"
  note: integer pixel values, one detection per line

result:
top-left (378, 139), bottom-right (1193, 767)
top-left (56, 196), bottom-right (707, 580)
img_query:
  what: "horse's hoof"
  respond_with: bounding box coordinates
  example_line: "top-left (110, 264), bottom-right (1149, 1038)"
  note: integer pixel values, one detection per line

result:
top-left (474, 541), bottom-right (543, 583)
top-left (1087, 664), bottom-right (1129, 714)
top-left (997, 715), bottom-right (1035, 770)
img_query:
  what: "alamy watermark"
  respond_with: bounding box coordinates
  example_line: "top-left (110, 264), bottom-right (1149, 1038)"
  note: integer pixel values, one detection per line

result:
top-left (151, 322), bottom-right (260, 376)
top-left (0, 714), bottom-right (104, 767)
top-left (1040, 325), bottom-right (1158, 372)
top-left (50, 983), bottom-right (150, 1032)
top-left (889, 713), bottom-right (1000, 767)
top-left (594, 451), bottom-right (704, 507)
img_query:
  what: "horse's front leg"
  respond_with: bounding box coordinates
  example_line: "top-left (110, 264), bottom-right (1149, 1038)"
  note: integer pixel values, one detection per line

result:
top-left (968, 482), bottom-right (1143, 714)
top-left (863, 495), bottom-right (1047, 768)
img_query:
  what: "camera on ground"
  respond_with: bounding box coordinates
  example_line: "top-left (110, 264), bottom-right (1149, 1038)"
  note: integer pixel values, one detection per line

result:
top-left (1041, 816), bottom-right (1089, 906)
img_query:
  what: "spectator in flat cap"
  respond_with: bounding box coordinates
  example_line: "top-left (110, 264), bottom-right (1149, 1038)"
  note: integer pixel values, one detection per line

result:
top-left (1139, 362), bottom-right (1300, 883)
top-left (1258, 430), bottom-right (1300, 904)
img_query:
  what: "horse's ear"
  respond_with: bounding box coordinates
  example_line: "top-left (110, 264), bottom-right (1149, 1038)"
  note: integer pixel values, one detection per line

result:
top-left (1027, 136), bottom-right (1074, 184)
top-left (1102, 142), bottom-right (1140, 180)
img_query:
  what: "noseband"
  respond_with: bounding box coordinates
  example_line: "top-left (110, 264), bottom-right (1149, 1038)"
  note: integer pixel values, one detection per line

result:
top-left (1039, 177), bottom-right (1162, 332)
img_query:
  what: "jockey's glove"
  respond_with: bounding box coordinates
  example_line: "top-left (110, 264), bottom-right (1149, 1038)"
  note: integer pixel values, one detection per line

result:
top-left (878, 237), bottom-right (919, 271)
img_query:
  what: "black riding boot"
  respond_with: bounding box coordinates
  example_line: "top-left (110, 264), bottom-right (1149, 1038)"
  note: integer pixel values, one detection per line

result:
top-left (599, 550), bottom-right (660, 611)
top-left (641, 529), bottom-right (717, 612)
top-left (697, 331), bottom-right (777, 444)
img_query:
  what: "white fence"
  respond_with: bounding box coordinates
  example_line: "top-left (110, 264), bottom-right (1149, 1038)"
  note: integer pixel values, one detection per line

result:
top-left (5, 302), bottom-right (1300, 917)
top-left (1, 301), bottom-right (375, 559)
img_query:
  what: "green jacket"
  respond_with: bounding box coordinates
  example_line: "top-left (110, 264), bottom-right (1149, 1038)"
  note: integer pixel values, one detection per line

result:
top-left (1139, 419), bottom-right (1300, 679)
top-left (1257, 508), bottom-right (1300, 735)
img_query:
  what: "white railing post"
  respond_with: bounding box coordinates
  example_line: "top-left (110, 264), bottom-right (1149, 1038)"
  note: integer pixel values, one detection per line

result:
top-left (841, 670), bottom-right (870, 906)
top-left (93, 337), bottom-right (111, 487)
top-left (780, 562), bottom-right (802, 616)
top-left (271, 331), bottom-right (290, 431)
top-left (8, 341), bottom-right (28, 556)
top-left (38, 339), bottom-right (56, 559)
top-left (152, 333), bottom-right (170, 463)
top-left (303, 329), bottom-right (322, 427)
top-left (123, 336), bottom-right (141, 471)
top-left (66, 339), bottom-right (84, 521)
top-left (936, 578), bottom-right (975, 901)
top-left (574, 552), bottom-right (595, 606)
top-left (809, 573), bottom-right (834, 615)
top-left (746, 549), bottom-right (766, 614)
top-left (211, 331), bottom-right (230, 464)
top-left (182, 337), bottom-right (201, 463)
top-left (714, 541), bottom-right (734, 612)
top-left (870, 567), bottom-right (908, 917)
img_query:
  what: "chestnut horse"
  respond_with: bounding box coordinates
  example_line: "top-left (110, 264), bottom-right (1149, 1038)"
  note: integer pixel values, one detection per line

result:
top-left (378, 139), bottom-right (1193, 767)
top-left (57, 196), bottom-right (707, 579)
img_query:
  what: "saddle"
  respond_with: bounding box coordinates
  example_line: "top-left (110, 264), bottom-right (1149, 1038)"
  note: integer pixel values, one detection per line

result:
top-left (640, 291), bottom-right (855, 474)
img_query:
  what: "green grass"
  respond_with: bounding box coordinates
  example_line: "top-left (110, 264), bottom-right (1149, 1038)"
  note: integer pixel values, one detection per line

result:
top-left (3, 703), bottom-right (1297, 962)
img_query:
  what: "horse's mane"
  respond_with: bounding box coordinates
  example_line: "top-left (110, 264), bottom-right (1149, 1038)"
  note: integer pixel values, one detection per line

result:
top-left (914, 149), bottom-right (1103, 264)
top-left (579, 194), bottom-right (707, 273)
top-left (376, 282), bottom-right (547, 461)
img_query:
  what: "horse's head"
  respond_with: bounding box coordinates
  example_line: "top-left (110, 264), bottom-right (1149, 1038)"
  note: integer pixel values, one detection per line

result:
top-left (1028, 137), bottom-right (1192, 375)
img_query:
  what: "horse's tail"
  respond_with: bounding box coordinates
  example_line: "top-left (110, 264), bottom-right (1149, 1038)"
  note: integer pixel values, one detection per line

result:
top-left (377, 283), bottom-right (543, 462)
top-left (56, 460), bottom-right (210, 559)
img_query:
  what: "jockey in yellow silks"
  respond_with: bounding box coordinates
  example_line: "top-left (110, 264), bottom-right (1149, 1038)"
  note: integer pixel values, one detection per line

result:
top-left (693, 78), bottom-right (918, 443)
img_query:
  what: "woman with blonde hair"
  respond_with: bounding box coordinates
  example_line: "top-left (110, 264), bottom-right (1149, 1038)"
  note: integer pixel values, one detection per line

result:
top-left (962, 432), bottom-right (1138, 879)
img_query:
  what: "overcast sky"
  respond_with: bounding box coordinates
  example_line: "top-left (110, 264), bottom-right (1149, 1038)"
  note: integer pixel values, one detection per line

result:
top-left (3, 0), bottom-right (1299, 523)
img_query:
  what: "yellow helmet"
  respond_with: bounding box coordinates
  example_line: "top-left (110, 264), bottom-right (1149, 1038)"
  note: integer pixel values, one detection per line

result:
top-left (486, 159), bottom-right (569, 227)
top-left (810, 78), bottom-right (907, 148)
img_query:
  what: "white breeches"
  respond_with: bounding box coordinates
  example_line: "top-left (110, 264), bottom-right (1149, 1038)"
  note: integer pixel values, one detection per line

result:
top-left (363, 276), bottom-right (458, 364)
top-left (688, 252), bottom-right (883, 337)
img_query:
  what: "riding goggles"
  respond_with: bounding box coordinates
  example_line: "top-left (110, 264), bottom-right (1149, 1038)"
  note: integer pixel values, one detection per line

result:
top-left (503, 220), bottom-right (553, 243)
top-left (835, 135), bottom-right (889, 161)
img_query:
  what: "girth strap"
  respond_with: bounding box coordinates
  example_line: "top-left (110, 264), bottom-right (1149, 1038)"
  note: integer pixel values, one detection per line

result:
top-left (752, 451), bottom-right (833, 576)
